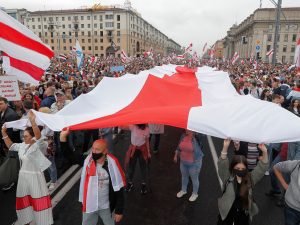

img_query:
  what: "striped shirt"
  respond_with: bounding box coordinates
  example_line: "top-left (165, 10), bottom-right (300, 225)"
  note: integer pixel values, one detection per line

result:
top-left (247, 143), bottom-right (260, 170)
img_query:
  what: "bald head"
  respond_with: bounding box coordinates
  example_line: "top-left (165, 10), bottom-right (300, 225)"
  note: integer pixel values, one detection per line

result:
top-left (92, 139), bottom-right (108, 154)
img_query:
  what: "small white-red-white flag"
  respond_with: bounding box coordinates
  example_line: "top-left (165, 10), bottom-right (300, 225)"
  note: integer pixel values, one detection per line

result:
top-left (59, 54), bottom-right (67, 60)
top-left (294, 38), bottom-right (300, 70)
top-left (202, 43), bottom-right (207, 53)
top-left (266, 49), bottom-right (274, 57)
top-left (121, 50), bottom-right (129, 63)
top-left (185, 43), bottom-right (193, 53)
top-left (193, 52), bottom-right (199, 61)
top-left (231, 52), bottom-right (239, 65)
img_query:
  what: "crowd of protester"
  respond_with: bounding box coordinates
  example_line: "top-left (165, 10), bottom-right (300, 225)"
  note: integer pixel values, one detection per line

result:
top-left (0, 54), bottom-right (300, 225)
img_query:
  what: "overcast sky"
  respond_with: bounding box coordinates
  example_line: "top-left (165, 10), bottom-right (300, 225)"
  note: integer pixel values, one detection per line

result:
top-left (1, 0), bottom-right (299, 51)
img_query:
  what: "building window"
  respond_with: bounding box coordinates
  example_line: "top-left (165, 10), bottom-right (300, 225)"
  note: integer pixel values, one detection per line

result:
top-left (284, 34), bottom-right (288, 42)
top-left (38, 25), bottom-right (41, 29)
top-left (68, 24), bottom-right (71, 28)
top-left (283, 45), bottom-right (287, 52)
top-left (62, 17), bottom-right (65, 21)
top-left (95, 46), bottom-right (98, 50)
top-left (51, 46), bottom-right (54, 50)
top-left (63, 46), bottom-right (66, 50)
top-left (292, 34), bottom-right (297, 42)
top-left (68, 16), bottom-right (71, 21)
top-left (44, 17), bottom-right (46, 22)
top-left (81, 24), bottom-right (84, 28)
top-left (75, 32), bottom-right (78, 37)
top-left (69, 39), bottom-right (72, 43)
top-left (38, 18), bottom-right (40, 22)
top-left (51, 39), bottom-right (54, 43)
top-left (117, 15), bottom-right (120, 21)
top-left (87, 16), bottom-right (90, 20)
top-left (32, 18), bottom-right (35, 22)
top-left (82, 46), bottom-right (85, 50)
top-left (267, 45), bottom-right (271, 52)
top-left (81, 16), bottom-right (84, 20)
top-left (88, 24), bottom-right (91, 28)
top-left (117, 31), bottom-right (120, 36)
top-left (69, 32), bottom-right (72, 36)
top-left (88, 39), bottom-right (91, 43)
top-left (105, 22), bottom-right (114, 28)
top-left (95, 39), bottom-right (98, 43)
top-left (39, 32), bottom-right (41, 37)
top-left (282, 55), bottom-right (286, 63)
top-left (100, 23), bottom-right (103, 29)
top-left (88, 46), bottom-right (91, 50)
top-left (51, 32), bottom-right (54, 38)
top-left (94, 23), bottom-right (97, 28)
top-left (81, 31), bottom-right (84, 36)
top-left (291, 45), bottom-right (295, 53)
top-left (63, 39), bottom-right (66, 43)
top-left (94, 15), bottom-right (97, 20)
top-left (62, 25), bottom-right (65, 29)
top-left (100, 39), bottom-right (103, 43)
top-left (44, 25), bottom-right (47, 29)
top-left (100, 31), bottom-right (103, 37)
top-left (117, 23), bottom-right (120, 29)
top-left (56, 17), bottom-right (59, 21)
top-left (88, 31), bottom-right (91, 37)
top-left (70, 46), bottom-right (72, 50)
top-left (94, 31), bottom-right (97, 35)
top-left (82, 39), bottom-right (85, 43)
top-left (100, 46), bottom-right (103, 50)
top-left (105, 15), bottom-right (113, 20)
top-left (100, 15), bottom-right (103, 21)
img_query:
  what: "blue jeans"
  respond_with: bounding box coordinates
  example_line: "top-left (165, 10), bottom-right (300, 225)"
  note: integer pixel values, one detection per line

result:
top-left (47, 155), bottom-right (57, 183)
top-left (284, 203), bottom-right (300, 225)
top-left (82, 208), bottom-right (114, 225)
top-left (288, 142), bottom-right (300, 160)
top-left (180, 159), bottom-right (202, 194)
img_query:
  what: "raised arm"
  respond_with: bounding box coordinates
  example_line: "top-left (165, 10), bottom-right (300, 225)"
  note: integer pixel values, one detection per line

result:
top-left (28, 111), bottom-right (41, 140)
top-left (1, 125), bottom-right (13, 149)
top-left (217, 139), bottom-right (231, 184)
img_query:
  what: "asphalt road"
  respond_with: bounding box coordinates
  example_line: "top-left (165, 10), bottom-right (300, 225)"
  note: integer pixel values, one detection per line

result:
top-left (0, 126), bottom-right (284, 225)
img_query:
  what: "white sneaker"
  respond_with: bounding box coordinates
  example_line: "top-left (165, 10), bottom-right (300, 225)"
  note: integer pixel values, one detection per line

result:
top-left (48, 182), bottom-right (56, 191)
top-left (265, 171), bottom-right (270, 176)
top-left (176, 190), bottom-right (187, 198)
top-left (189, 193), bottom-right (198, 202)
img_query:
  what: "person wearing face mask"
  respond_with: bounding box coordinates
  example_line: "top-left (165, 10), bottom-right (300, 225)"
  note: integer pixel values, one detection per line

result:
top-left (217, 139), bottom-right (268, 225)
top-left (79, 139), bottom-right (125, 225)
top-left (1, 111), bottom-right (52, 225)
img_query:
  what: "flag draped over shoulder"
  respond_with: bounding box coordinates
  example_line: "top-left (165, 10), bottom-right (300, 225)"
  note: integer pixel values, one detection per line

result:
top-left (5, 65), bottom-right (300, 143)
top-left (0, 9), bottom-right (54, 84)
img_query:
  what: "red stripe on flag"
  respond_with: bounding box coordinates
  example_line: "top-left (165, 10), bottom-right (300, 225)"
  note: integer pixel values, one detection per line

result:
top-left (16, 195), bottom-right (51, 211)
top-left (69, 67), bottom-right (202, 130)
top-left (0, 22), bottom-right (54, 59)
top-left (2, 52), bottom-right (45, 81)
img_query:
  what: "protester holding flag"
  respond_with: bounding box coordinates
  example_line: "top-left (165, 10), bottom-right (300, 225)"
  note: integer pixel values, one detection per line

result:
top-left (79, 139), bottom-right (125, 225)
top-left (217, 139), bottom-right (268, 225)
top-left (173, 130), bottom-right (204, 202)
top-left (1, 111), bottom-right (53, 225)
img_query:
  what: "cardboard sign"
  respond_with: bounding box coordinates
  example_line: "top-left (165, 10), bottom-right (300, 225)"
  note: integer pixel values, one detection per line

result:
top-left (110, 66), bottom-right (125, 73)
top-left (0, 76), bottom-right (21, 101)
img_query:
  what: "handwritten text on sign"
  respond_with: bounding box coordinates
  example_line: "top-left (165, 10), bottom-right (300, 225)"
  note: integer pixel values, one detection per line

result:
top-left (0, 76), bottom-right (21, 101)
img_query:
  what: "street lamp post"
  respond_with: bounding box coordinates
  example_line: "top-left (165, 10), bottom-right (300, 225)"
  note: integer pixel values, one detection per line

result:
top-left (272, 0), bottom-right (282, 65)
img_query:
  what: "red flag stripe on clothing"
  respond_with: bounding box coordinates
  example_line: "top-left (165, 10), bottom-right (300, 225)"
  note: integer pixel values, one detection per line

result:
top-left (2, 52), bottom-right (45, 81)
top-left (0, 22), bottom-right (53, 59)
top-left (16, 195), bottom-right (52, 212)
top-left (69, 67), bottom-right (201, 130)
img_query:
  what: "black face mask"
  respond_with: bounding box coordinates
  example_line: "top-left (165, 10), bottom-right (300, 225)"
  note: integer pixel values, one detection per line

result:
top-left (92, 152), bottom-right (104, 161)
top-left (234, 169), bottom-right (247, 178)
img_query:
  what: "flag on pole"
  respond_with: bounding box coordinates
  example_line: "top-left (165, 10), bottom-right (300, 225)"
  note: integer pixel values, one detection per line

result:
top-left (144, 47), bottom-right (153, 58)
top-left (193, 52), bottom-right (199, 61)
top-left (266, 49), bottom-right (274, 62)
top-left (185, 43), bottom-right (193, 53)
top-left (294, 38), bottom-right (300, 70)
top-left (202, 43), bottom-right (207, 54)
top-left (75, 40), bottom-right (83, 70)
top-left (231, 52), bottom-right (239, 65)
top-left (121, 50), bottom-right (129, 63)
top-left (0, 9), bottom-right (54, 84)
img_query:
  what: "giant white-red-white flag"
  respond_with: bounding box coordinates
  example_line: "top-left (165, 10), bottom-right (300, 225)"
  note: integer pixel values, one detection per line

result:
top-left (6, 65), bottom-right (300, 143)
top-left (0, 9), bottom-right (54, 84)
top-left (294, 38), bottom-right (300, 70)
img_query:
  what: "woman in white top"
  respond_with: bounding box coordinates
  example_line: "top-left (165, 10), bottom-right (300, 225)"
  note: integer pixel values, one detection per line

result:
top-left (123, 124), bottom-right (150, 195)
top-left (1, 111), bottom-right (53, 225)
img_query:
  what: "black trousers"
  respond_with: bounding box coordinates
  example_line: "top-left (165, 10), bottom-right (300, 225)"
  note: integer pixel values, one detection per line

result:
top-left (217, 207), bottom-right (249, 225)
top-left (149, 134), bottom-right (161, 151)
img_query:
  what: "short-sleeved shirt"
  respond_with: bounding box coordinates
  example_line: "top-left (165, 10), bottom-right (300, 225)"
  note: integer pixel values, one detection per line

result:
top-left (179, 136), bottom-right (194, 163)
top-left (129, 125), bottom-right (149, 147)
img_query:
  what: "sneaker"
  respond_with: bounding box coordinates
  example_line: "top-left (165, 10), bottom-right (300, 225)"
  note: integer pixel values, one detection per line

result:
top-left (125, 182), bottom-right (133, 192)
top-left (189, 193), bottom-right (198, 202)
top-left (176, 190), bottom-right (187, 198)
top-left (265, 171), bottom-right (270, 176)
top-left (141, 183), bottom-right (147, 195)
top-left (265, 190), bottom-right (281, 197)
top-left (48, 182), bottom-right (56, 191)
top-left (2, 182), bottom-right (15, 191)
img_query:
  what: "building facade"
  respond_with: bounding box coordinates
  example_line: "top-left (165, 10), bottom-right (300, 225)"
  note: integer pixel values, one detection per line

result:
top-left (223, 7), bottom-right (300, 64)
top-left (6, 1), bottom-right (181, 57)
